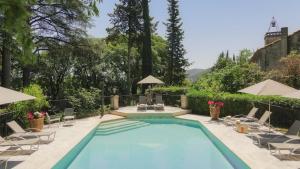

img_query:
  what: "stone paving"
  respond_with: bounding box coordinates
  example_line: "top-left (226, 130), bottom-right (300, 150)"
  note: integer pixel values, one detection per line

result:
top-left (1, 114), bottom-right (299, 169)
top-left (178, 114), bottom-right (300, 169)
top-left (2, 115), bottom-right (123, 169)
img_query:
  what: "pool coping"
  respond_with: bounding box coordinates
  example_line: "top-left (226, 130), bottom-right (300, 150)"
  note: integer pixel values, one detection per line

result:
top-left (177, 114), bottom-right (299, 169)
top-left (13, 114), bottom-right (299, 169)
top-left (13, 115), bottom-right (124, 169)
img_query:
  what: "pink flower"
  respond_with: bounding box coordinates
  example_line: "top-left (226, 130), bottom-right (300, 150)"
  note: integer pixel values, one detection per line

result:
top-left (27, 112), bottom-right (34, 120)
top-left (216, 102), bottom-right (224, 107)
top-left (208, 101), bottom-right (214, 105)
top-left (40, 111), bottom-right (46, 117)
top-left (208, 101), bottom-right (224, 107)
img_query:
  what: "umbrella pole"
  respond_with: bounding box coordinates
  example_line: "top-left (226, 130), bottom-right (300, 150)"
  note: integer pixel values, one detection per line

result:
top-left (269, 100), bottom-right (271, 133)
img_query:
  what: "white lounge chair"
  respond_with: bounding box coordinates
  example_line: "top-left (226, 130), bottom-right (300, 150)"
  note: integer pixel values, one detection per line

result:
top-left (224, 107), bottom-right (258, 126)
top-left (6, 121), bottom-right (56, 142)
top-left (268, 139), bottom-right (300, 157)
top-left (154, 95), bottom-right (164, 111)
top-left (0, 136), bottom-right (40, 151)
top-left (246, 111), bottom-right (272, 129)
top-left (137, 96), bottom-right (147, 111)
top-left (63, 108), bottom-right (75, 120)
top-left (250, 120), bottom-right (300, 146)
top-left (234, 111), bottom-right (272, 133)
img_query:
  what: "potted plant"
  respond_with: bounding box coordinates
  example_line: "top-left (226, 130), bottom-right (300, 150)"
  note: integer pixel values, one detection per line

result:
top-left (208, 101), bottom-right (224, 120)
top-left (27, 111), bottom-right (46, 132)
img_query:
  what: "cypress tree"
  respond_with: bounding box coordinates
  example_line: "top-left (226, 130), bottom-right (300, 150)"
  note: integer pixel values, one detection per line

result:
top-left (141, 0), bottom-right (153, 77)
top-left (165, 0), bottom-right (188, 85)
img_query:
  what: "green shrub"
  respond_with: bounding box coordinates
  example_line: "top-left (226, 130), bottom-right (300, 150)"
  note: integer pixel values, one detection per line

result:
top-left (8, 84), bottom-right (49, 122)
top-left (67, 87), bottom-right (101, 118)
top-left (151, 86), bottom-right (189, 94)
top-left (187, 90), bottom-right (300, 128)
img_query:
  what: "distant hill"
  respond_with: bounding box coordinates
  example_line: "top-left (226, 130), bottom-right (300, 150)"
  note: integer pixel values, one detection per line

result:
top-left (187, 68), bottom-right (209, 82)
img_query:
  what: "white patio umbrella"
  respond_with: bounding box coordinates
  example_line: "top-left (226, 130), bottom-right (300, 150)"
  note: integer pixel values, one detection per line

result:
top-left (0, 87), bottom-right (36, 105)
top-left (283, 90), bottom-right (300, 99)
top-left (137, 75), bottom-right (164, 85)
top-left (238, 79), bottom-right (298, 129)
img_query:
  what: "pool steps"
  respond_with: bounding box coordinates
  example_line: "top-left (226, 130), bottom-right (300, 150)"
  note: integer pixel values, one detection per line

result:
top-left (95, 120), bottom-right (150, 136)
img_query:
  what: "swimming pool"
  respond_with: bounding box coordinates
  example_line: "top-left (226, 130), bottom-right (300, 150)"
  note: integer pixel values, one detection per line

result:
top-left (53, 118), bottom-right (250, 169)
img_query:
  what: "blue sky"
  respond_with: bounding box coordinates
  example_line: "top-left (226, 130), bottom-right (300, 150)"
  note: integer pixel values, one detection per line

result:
top-left (88, 0), bottom-right (300, 69)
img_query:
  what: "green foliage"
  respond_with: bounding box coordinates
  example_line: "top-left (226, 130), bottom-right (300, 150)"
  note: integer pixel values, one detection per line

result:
top-left (151, 86), bottom-right (188, 95)
top-left (194, 58), bottom-right (264, 93)
top-left (211, 51), bottom-right (234, 71)
top-left (165, 0), bottom-right (189, 85)
top-left (266, 51), bottom-right (300, 89)
top-left (236, 49), bottom-right (252, 64)
top-left (141, 0), bottom-right (153, 77)
top-left (67, 88), bottom-right (101, 117)
top-left (8, 84), bottom-right (49, 119)
top-left (187, 90), bottom-right (300, 127)
top-left (36, 44), bottom-right (73, 99)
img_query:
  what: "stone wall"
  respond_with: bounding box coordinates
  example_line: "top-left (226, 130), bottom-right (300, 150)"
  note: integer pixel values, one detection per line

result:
top-left (251, 28), bottom-right (300, 71)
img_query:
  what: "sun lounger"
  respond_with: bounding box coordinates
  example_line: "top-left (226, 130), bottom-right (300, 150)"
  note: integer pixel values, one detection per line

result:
top-left (268, 138), bottom-right (300, 156)
top-left (246, 111), bottom-right (272, 129)
top-left (0, 136), bottom-right (40, 151)
top-left (250, 120), bottom-right (300, 146)
top-left (154, 95), bottom-right (164, 110)
top-left (63, 108), bottom-right (76, 121)
top-left (137, 96), bottom-right (147, 111)
top-left (6, 121), bottom-right (56, 142)
top-left (224, 107), bottom-right (258, 126)
top-left (234, 111), bottom-right (272, 133)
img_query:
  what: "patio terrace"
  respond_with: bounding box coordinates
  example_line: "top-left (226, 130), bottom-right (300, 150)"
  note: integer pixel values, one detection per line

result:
top-left (1, 114), bottom-right (299, 169)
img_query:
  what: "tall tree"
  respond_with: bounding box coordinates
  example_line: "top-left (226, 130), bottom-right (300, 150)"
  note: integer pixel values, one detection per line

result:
top-left (17, 0), bottom-right (101, 86)
top-left (165, 0), bottom-right (188, 85)
top-left (107, 0), bottom-right (143, 94)
top-left (141, 0), bottom-right (152, 77)
top-left (0, 0), bottom-right (34, 88)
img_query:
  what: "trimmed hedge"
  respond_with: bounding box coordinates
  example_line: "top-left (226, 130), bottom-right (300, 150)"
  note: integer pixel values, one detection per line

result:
top-left (151, 86), bottom-right (188, 95)
top-left (187, 90), bottom-right (300, 128)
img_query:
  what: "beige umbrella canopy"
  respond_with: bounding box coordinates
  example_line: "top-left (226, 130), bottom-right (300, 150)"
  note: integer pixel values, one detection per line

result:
top-left (238, 79), bottom-right (298, 130)
top-left (238, 79), bottom-right (297, 96)
top-left (283, 90), bottom-right (300, 99)
top-left (0, 87), bottom-right (36, 105)
top-left (137, 75), bottom-right (164, 85)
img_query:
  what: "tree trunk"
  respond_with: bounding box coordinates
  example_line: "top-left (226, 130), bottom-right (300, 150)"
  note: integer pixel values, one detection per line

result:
top-left (22, 66), bottom-right (31, 87)
top-left (141, 0), bottom-right (153, 78)
top-left (1, 32), bottom-right (11, 88)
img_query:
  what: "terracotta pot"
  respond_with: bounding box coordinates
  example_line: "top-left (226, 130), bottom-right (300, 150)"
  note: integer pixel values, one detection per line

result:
top-left (29, 117), bottom-right (44, 132)
top-left (209, 106), bottom-right (221, 120)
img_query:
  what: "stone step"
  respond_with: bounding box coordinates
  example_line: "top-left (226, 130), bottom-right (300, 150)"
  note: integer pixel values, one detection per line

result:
top-left (97, 121), bottom-right (146, 131)
top-left (94, 123), bottom-right (150, 136)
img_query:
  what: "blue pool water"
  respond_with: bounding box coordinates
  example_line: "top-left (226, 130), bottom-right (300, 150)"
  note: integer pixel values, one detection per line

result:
top-left (53, 118), bottom-right (249, 169)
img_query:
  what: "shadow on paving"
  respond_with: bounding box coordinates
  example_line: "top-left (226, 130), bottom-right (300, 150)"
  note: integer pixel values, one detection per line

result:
top-left (0, 161), bottom-right (23, 169)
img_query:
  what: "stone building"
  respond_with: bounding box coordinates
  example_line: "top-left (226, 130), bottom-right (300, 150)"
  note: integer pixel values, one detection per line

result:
top-left (251, 26), bottom-right (300, 71)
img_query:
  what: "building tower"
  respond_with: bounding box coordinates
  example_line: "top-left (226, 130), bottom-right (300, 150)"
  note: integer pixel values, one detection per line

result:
top-left (264, 17), bottom-right (281, 45)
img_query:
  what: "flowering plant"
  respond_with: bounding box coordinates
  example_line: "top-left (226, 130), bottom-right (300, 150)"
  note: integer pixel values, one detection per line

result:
top-left (27, 111), bottom-right (46, 120)
top-left (208, 101), bottom-right (224, 107)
